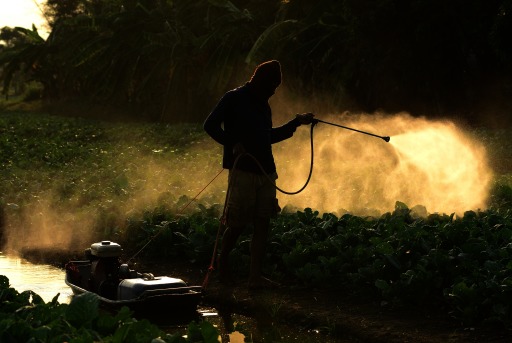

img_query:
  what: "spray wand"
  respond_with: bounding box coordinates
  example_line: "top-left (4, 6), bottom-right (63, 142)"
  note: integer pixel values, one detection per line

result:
top-left (312, 118), bottom-right (390, 142)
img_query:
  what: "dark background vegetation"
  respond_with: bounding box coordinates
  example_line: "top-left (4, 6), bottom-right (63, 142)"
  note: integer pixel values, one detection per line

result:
top-left (1, 0), bottom-right (511, 126)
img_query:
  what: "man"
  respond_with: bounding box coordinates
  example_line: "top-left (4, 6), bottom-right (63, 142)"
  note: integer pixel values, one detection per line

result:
top-left (204, 60), bottom-right (314, 289)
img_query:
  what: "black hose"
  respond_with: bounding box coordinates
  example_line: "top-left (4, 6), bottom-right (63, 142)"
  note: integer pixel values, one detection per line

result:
top-left (230, 121), bottom-right (317, 195)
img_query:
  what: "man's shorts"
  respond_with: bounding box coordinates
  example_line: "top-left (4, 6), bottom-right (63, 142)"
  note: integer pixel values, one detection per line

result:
top-left (225, 169), bottom-right (277, 227)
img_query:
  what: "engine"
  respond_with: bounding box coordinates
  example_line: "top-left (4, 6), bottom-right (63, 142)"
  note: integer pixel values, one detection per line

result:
top-left (87, 240), bottom-right (122, 299)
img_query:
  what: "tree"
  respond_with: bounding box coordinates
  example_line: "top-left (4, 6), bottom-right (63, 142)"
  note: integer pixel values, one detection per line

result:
top-left (245, 0), bottom-right (511, 120)
top-left (0, 25), bottom-right (48, 99)
top-left (34, 0), bottom-right (265, 121)
top-left (1, 0), bottom-right (510, 124)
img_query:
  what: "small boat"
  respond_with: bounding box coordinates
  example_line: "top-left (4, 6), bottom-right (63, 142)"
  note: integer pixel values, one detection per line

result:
top-left (65, 241), bottom-right (202, 318)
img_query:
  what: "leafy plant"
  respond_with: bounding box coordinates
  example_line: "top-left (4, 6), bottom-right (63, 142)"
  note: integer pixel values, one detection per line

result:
top-left (0, 274), bottom-right (221, 342)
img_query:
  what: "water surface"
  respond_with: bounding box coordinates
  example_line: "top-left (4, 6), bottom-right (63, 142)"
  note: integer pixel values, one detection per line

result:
top-left (0, 252), bottom-right (72, 303)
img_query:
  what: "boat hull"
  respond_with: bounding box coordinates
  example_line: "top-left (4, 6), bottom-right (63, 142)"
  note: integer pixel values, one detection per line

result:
top-left (65, 261), bottom-right (202, 319)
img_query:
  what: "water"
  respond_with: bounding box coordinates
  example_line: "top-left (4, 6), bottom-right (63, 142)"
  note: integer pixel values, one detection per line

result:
top-left (0, 252), bottom-right (345, 342)
top-left (0, 252), bottom-right (73, 303)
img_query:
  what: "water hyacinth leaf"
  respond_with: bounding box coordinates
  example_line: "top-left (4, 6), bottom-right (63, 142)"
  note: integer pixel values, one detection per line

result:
top-left (28, 291), bottom-right (45, 305)
top-left (376, 242), bottom-right (394, 255)
top-left (199, 321), bottom-right (221, 343)
top-left (17, 291), bottom-right (32, 305)
top-left (395, 201), bottom-right (409, 211)
top-left (187, 321), bottom-right (203, 342)
top-left (375, 279), bottom-right (391, 291)
top-left (65, 292), bottom-right (99, 326)
top-left (32, 325), bottom-right (52, 341)
top-left (0, 275), bottom-right (9, 290)
top-left (114, 306), bottom-right (134, 322)
top-left (0, 321), bottom-right (34, 342)
top-left (449, 281), bottom-right (477, 301)
top-left (385, 254), bottom-right (401, 270)
top-left (51, 293), bottom-right (60, 305)
top-left (111, 317), bottom-right (162, 343)
top-left (403, 270), bottom-right (416, 285)
top-left (96, 313), bottom-right (120, 334)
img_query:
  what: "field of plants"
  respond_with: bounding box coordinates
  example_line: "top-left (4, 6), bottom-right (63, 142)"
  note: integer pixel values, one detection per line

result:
top-left (1, 109), bottom-right (512, 341)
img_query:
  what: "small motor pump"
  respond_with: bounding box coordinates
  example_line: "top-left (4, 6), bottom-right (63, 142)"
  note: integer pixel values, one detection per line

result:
top-left (87, 241), bottom-right (122, 299)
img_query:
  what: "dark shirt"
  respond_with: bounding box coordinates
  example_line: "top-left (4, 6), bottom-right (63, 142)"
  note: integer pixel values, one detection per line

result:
top-left (204, 83), bottom-right (300, 174)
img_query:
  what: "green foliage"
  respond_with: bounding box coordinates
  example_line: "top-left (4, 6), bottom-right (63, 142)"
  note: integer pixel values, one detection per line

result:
top-left (1, 111), bottom-right (512, 329)
top-left (269, 205), bottom-right (512, 327)
top-left (0, 275), bottom-right (221, 342)
top-left (0, 25), bottom-right (47, 99)
top-left (121, 202), bottom-right (222, 263)
top-left (118, 199), bottom-right (512, 327)
top-left (2, 0), bottom-right (262, 122)
top-left (2, 0), bottom-right (512, 122)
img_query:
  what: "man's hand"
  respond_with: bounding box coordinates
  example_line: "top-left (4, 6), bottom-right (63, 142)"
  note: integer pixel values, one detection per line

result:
top-left (296, 113), bottom-right (315, 125)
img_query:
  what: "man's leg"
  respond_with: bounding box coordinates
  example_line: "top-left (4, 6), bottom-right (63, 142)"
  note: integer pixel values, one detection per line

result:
top-left (218, 225), bottom-right (244, 283)
top-left (248, 172), bottom-right (280, 288)
top-left (248, 216), bottom-right (272, 286)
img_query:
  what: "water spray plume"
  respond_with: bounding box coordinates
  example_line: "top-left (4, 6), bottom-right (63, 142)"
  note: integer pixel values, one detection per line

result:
top-left (276, 113), bottom-right (492, 216)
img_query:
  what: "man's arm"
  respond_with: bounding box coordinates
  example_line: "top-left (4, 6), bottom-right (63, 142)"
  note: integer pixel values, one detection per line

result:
top-left (270, 113), bottom-right (315, 144)
top-left (270, 118), bottom-right (301, 144)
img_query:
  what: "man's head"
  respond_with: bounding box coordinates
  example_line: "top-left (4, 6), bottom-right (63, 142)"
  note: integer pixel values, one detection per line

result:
top-left (249, 60), bottom-right (282, 100)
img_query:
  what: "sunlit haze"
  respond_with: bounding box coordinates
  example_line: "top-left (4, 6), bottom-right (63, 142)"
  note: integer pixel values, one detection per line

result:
top-left (0, 0), bottom-right (49, 38)
top-left (1, 110), bottom-right (494, 251)
top-left (275, 113), bottom-right (492, 217)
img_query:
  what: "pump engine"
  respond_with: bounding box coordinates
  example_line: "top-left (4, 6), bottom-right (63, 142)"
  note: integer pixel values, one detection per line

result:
top-left (86, 240), bottom-right (122, 299)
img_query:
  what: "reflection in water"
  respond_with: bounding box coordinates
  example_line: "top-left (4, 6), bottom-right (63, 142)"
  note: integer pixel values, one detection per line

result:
top-left (0, 252), bottom-right (73, 304)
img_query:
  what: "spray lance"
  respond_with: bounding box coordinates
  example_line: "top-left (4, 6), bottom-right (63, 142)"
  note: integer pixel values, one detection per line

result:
top-left (311, 118), bottom-right (390, 142)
